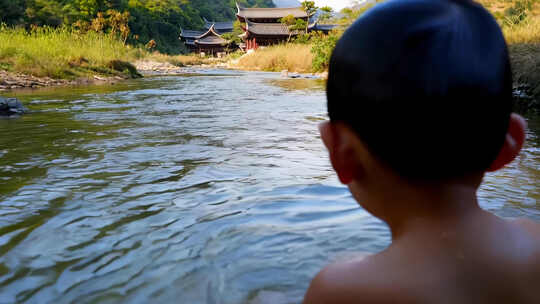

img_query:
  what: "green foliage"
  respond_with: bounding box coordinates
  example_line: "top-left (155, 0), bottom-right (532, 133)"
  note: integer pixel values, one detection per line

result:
top-left (293, 19), bottom-right (308, 31)
top-left (319, 6), bottom-right (334, 22)
top-left (221, 20), bottom-right (245, 45)
top-left (503, 0), bottom-right (535, 26)
top-left (293, 32), bottom-right (316, 44)
top-left (280, 14), bottom-right (308, 42)
top-left (0, 0), bottom-right (26, 26)
top-left (310, 30), bottom-right (341, 72)
top-left (301, 1), bottom-right (318, 16)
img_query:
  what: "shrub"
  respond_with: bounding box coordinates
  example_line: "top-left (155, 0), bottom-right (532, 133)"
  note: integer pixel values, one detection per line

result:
top-left (310, 30), bottom-right (341, 72)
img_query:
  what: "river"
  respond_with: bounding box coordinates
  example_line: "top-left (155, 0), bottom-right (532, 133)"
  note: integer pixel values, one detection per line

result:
top-left (0, 70), bottom-right (538, 303)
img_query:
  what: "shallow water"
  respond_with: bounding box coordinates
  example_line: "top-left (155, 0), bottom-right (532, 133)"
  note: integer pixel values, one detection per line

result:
top-left (0, 70), bottom-right (538, 303)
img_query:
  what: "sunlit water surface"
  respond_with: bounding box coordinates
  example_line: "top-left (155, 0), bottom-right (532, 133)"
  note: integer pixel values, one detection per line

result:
top-left (0, 70), bottom-right (538, 303)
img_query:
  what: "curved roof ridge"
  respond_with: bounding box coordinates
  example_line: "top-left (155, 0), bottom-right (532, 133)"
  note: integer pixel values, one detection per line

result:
top-left (197, 24), bottom-right (222, 39)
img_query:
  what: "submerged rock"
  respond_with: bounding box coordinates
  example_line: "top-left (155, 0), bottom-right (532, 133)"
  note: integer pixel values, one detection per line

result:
top-left (0, 97), bottom-right (28, 116)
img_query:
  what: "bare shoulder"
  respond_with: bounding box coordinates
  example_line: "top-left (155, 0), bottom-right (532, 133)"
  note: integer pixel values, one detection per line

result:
top-left (513, 218), bottom-right (540, 237)
top-left (303, 254), bottom-right (412, 304)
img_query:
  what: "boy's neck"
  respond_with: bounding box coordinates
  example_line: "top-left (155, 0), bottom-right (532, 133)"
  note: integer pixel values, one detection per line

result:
top-left (380, 178), bottom-right (485, 241)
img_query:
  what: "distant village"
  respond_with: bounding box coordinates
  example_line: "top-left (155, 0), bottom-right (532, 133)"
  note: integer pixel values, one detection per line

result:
top-left (179, 2), bottom-right (337, 56)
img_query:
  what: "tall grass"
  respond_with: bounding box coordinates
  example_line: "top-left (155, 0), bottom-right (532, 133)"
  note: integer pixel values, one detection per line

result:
top-left (503, 16), bottom-right (540, 100)
top-left (235, 44), bottom-right (313, 73)
top-left (0, 26), bottom-right (142, 78)
top-left (503, 15), bottom-right (540, 43)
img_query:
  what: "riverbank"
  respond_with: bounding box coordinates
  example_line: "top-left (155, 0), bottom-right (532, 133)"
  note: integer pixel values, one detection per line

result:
top-left (0, 70), bottom-right (135, 91)
top-left (0, 27), bottom-right (142, 87)
top-left (503, 16), bottom-right (540, 112)
top-left (1, 16), bottom-right (538, 112)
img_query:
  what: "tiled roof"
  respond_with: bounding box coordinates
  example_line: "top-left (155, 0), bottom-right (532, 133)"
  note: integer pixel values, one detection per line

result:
top-left (309, 24), bottom-right (338, 32)
top-left (236, 3), bottom-right (308, 19)
top-left (196, 35), bottom-right (228, 45)
top-left (180, 29), bottom-right (205, 39)
top-left (194, 25), bottom-right (229, 45)
top-left (313, 24), bottom-right (337, 31)
top-left (203, 19), bottom-right (234, 31)
top-left (245, 20), bottom-right (300, 36)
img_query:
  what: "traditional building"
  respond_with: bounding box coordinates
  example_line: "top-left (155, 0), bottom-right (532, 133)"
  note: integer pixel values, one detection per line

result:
top-left (236, 3), bottom-right (319, 50)
top-left (308, 23), bottom-right (338, 34)
top-left (180, 29), bottom-right (205, 51)
top-left (203, 18), bottom-right (234, 34)
top-left (236, 4), bottom-right (310, 23)
top-left (180, 24), bottom-right (229, 55)
top-left (240, 20), bottom-right (300, 48)
top-left (180, 4), bottom-right (336, 53)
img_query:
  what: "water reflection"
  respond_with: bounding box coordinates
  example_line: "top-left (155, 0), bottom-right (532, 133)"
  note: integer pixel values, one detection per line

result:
top-left (0, 71), bottom-right (538, 303)
top-left (266, 78), bottom-right (326, 92)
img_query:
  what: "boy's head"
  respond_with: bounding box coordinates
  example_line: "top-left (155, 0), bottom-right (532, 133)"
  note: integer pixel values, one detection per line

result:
top-left (325, 0), bottom-right (517, 182)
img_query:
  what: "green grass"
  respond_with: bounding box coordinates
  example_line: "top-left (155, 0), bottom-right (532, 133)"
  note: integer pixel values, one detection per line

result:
top-left (0, 26), bottom-right (143, 79)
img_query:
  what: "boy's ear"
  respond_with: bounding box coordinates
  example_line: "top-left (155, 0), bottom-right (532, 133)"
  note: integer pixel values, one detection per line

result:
top-left (488, 113), bottom-right (527, 172)
top-left (319, 121), bottom-right (362, 184)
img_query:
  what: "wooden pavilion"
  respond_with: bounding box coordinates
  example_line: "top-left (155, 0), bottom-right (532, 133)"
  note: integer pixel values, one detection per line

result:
top-left (236, 2), bottom-right (315, 50)
top-left (240, 20), bottom-right (300, 49)
top-left (179, 24), bottom-right (229, 55)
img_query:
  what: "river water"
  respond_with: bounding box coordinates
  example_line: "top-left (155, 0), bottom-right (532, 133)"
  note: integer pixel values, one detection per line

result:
top-left (0, 70), bottom-right (538, 304)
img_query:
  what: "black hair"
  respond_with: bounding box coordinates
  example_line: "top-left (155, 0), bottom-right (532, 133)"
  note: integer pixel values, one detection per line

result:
top-left (327, 0), bottom-right (513, 180)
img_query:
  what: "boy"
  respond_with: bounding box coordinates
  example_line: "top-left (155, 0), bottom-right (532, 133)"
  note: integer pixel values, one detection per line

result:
top-left (304, 0), bottom-right (540, 303)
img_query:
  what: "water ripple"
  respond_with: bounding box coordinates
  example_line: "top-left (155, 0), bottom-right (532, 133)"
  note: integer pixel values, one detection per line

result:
top-left (0, 71), bottom-right (538, 303)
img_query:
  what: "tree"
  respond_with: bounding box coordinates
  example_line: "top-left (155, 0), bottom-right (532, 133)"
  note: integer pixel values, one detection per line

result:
top-left (0, 0), bottom-right (25, 25)
top-left (319, 6), bottom-right (333, 23)
top-left (300, 1), bottom-right (317, 32)
top-left (280, 14), bottom-right (308, 42)
top-left (221, 20), bottom-right (244, 46)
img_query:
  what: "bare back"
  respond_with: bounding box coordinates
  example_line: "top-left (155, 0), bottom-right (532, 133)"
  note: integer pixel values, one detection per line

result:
top-left (304, 217), bottom-right (540, 304)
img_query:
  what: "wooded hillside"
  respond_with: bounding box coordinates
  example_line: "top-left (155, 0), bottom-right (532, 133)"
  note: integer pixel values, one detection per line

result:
top-left (0, 0), bottom-right (275, 53)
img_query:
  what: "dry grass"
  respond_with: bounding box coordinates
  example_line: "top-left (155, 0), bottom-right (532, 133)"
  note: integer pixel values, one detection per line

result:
top-left (145, 52), bottom-right (205, 67)
top-left (503, 15), bottom-right (540, 44)
top-left (234, 44), bottom-right (313, 73)
top-left (478, 0), bottom-right (540, 15)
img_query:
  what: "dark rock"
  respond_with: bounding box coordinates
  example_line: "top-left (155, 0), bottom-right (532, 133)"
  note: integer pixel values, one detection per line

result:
top-left (0, 97), bottom-right (28, 116)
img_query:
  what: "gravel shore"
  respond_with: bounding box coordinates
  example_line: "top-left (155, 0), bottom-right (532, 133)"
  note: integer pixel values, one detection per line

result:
top-left (0, 70), bottom-right (130, 92)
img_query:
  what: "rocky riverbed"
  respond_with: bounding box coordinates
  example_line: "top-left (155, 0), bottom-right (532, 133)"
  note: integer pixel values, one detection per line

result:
top-left (0, 70), bottom-right (131, 92)
top-left (134, 60), bottom-right (193, 75)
